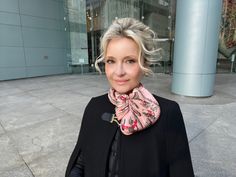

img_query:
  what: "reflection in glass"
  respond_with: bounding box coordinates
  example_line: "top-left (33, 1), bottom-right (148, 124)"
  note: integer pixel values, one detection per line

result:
top-left (86, 0), bottom-right (176, 73)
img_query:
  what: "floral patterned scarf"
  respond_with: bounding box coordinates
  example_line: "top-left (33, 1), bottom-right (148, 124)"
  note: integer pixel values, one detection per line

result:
top-left (108, 84), bottom-right (161, 135)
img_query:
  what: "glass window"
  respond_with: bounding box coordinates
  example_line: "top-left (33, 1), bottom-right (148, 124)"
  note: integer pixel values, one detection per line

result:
top-left (85, 0), bottom-right (176, 73)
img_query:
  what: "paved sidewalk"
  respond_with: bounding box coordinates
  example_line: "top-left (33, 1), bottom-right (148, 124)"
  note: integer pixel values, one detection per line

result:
top-left (0, 73), bottom-right (236, 177)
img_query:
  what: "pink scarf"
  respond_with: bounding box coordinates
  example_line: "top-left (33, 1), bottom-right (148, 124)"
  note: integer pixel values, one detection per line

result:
top-left (108, 84), bottom-right (161, 135)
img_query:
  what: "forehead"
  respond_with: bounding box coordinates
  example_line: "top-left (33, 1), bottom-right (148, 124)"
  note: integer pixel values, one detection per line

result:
top-left (106, 37), bottom-right (139, 55)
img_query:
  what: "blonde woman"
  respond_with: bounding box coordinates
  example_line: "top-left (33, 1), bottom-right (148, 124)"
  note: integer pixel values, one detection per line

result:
top-left (66, 18), bottom-right (194, 177)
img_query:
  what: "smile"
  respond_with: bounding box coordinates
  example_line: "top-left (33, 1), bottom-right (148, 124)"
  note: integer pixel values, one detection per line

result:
top-left (115, 80), bottom-right (128, 85)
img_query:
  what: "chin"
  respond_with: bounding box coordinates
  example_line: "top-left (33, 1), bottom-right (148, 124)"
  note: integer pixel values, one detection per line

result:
top-left (113, 87), bottom-right (133, 94)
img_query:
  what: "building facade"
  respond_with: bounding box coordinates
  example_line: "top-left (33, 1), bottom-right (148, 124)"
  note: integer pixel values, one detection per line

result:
top-left (0, 0), bottom-right (69, 80)
top-left (0, 0), bottom-right (235, 81)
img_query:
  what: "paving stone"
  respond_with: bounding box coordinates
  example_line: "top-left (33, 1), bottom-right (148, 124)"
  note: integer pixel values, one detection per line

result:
top-left (28, 87), bottom-right (92, 116)
top-left (0, 73), bottom-right (235, 177)
top-left (173, 104), bottom-right (219, 142)
top-left (0, 92), bottom-right (37, 106)
top-left (8, 115), bottom-right (81, 163)
top-left (0, 134), bottom-right (24, 171)
top-left (0, 95), bottom-right (68, 131)
top-left (190, 112), bottom-right (236, 177)
top-left (0, 165), bottom-right (34, 177)
top-left (72, 86), bottom-right (108, 97)
top-left (29, 87), bottom-right (91, 106)
top-left (0, 82), bottom-right (23, 97)
top-left (180, 104), bottom-right (223, 126)
top-left (190, 133), bottom-right (236, 177)
top-left (53, 97), bottom-right (90, 117)
top-left (215, 82), bottom-right (236, 97)
top-left (5, 78), bottom-right (52, 92)
top-left (183, 122), bottom-right (203, 141)
top-left (0, 125), bottom-right (4, 135)
top-left (28, 149), bottom-right (70, 177)
top-left (207, 103), bottom-right (236, 140)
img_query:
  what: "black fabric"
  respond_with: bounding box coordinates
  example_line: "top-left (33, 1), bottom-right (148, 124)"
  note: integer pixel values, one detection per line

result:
top-left (70, 129), bottom-right (121, 177)
top-left (65, 94), bottom-right (194, 177)
top-left (69, 152), bottom-right (84, 177)
top-left (107, 129), bottom-right (120, 177)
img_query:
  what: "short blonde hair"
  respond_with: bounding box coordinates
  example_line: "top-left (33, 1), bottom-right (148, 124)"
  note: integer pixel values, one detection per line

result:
top-left (95, 17), bottom-right (161, 75)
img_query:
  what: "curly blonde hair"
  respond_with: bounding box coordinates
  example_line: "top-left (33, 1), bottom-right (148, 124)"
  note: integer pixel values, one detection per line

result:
top-left (95, 17), bottom-right (161, 75)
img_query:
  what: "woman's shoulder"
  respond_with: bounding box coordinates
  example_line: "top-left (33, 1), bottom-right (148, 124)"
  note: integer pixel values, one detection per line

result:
top-left (89, 93), bottom-right (109, 104)
top-left (153, 95), bottom-right (179, 107)
top-left (152, 94), bottom-right (181, 115)
top-left (92, 93), bottom-right (109, 100)
top-left (86, 93), bottom-right (114, 110)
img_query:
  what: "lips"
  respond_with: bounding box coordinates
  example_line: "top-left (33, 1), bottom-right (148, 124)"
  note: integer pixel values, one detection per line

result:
top-left (114, 79), bottom-right (129, 85)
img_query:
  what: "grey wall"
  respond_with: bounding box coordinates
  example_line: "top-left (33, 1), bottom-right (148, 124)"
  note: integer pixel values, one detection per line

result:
top-left (0, 0), bottom-right (69, 80)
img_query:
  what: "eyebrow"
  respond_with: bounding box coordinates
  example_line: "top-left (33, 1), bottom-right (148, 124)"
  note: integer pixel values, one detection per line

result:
top-left (105, 55), bottom-right (138, 60)
top-left (105, 56), bottom-right (116, 59)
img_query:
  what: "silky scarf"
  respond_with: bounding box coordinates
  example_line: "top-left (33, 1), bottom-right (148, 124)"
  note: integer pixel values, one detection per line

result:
top-left (108, 84), bottom-right (161, 135)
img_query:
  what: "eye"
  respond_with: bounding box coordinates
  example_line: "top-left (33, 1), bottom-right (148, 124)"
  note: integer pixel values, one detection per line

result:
top-left (125, 59), bottom-right (136, 64)
top-left (105, 59), bottom-right (115, 64)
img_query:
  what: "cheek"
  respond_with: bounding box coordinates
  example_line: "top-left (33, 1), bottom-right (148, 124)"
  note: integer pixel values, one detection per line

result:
top-left (105, 65), bottom-right (112, 78)
top-left (105, 67), bottom-right (109, 77)
top-left (131, 67), bottom-right (143, 80)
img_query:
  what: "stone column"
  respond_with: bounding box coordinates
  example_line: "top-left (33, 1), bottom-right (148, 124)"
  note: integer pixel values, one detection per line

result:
top-left (171, 0), bottom-right (222, 97)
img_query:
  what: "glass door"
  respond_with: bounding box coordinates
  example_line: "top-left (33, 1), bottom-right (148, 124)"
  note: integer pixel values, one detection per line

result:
top-left (218, 0), bottom-right (236, 73)
top-left (86, 0), bottom-right (176, 73)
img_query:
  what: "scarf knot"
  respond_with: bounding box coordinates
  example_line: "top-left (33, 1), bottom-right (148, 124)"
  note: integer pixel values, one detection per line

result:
top-left (108, 84), bottom-right (161, 135)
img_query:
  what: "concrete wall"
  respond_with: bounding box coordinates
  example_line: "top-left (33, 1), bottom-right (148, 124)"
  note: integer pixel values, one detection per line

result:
top-left (0, 0), bottom-right (69, 80)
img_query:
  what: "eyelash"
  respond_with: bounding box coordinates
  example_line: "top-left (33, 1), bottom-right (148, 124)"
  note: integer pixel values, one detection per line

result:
top-left (126, 59), bottom-right (136, 64)
top-left (105, 59), bottom-right (137, 64)
top-left (105, 59), bottom-right (115, 64)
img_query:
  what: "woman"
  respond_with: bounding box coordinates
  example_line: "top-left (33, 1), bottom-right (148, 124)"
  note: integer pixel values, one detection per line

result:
top-left (65, 18), bottom-right (194, 177)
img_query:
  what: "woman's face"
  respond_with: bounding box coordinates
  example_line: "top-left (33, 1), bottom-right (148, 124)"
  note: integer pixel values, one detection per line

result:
top-left (105, 37), bottom-right (143, 94)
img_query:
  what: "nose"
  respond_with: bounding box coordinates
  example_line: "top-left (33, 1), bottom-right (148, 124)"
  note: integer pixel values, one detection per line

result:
top-left (115, 63), bottom-right (125, 76)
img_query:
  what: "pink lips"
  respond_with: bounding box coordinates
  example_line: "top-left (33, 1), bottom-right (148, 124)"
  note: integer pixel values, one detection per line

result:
top-left (115, 79), bottom-right (128, 85)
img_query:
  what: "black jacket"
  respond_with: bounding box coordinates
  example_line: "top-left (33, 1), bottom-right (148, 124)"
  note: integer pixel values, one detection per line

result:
top-left (65, 94), bottom-right (194, 177)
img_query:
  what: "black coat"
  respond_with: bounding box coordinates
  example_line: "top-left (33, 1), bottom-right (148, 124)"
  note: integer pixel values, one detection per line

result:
top-left (65, 94), bottom-right (194, 177)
